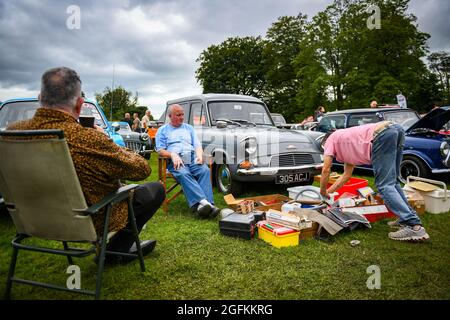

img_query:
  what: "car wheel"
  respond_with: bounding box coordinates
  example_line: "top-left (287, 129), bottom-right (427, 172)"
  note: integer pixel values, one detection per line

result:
top-left (215, 163), bottom-right (243, 195)
top-left (399, 155), bottom-right (429, 183)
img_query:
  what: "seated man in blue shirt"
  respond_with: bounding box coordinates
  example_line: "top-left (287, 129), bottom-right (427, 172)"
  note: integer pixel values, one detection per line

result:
top-left (155, 104), bottom-right (219, 218)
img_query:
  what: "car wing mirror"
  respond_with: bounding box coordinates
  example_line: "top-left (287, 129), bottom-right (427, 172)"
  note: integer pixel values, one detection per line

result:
top-left (216, 120), bottom-right (228, 129)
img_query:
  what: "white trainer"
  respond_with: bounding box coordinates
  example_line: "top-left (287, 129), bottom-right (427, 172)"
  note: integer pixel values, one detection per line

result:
top-left (388, 226), bottom-right (430, 241)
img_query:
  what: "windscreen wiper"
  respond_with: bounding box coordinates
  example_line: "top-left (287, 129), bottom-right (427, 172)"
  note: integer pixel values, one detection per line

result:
top-left (230, 119), bottom-right (257, 126)
top-left (214, 118), bottom-right (243, 126)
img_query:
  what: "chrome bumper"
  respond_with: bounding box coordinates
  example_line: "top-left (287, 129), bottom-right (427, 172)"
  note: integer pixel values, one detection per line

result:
top-left (237, 164), bottom-right (323, 176)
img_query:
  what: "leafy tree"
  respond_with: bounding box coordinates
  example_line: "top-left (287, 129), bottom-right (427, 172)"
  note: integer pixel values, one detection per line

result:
top-left (263, 15), bottom-right (308, 121)
top-left (95, 86), bottom-right (142, 121)
top-left (195, 36), bottom-right (267, 97)
top-left (294, 0), bottom-right (435, 112)
top-left (428, 51), bottom-right (450, 105)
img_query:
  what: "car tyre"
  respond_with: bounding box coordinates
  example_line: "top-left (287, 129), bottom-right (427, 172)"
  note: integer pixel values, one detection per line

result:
top-left (399, 155), bottom-right (429, 183)
top-left (215, 163), bottom-right (243, 196)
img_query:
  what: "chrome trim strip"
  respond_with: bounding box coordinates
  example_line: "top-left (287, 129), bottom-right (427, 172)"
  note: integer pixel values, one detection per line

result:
top-left (431, 169), bottom-right (450, 173)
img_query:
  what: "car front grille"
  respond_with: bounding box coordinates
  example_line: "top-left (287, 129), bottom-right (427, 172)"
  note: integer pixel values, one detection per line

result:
top-left (270, 153), bottom-right (315, 167)
top-left (125, 141), bottom-right (142, 152)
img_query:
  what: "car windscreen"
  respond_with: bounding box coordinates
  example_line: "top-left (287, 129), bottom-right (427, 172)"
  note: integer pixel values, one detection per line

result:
top-left (119, 123), bottom-right (132, 131)
top-left (80, 102), bottom-right (106, 127)
top-left (383, 111), bottom-right (419, 129)
top-left (208, 101), bottom-right (273, 125)
top-left (0, 101), bottom-right (40, 129)
top-left (0, 100), bottom-right (107, 129)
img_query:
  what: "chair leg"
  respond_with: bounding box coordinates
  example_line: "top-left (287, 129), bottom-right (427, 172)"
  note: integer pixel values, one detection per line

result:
top-left (62, 241), bottom-right (74, 265)
top-left (128, 198), bottom-right (145, 272)
top-left (95, 206), bottom-right (112, 300)
top-left (4, 245), bottom-right (19, 300)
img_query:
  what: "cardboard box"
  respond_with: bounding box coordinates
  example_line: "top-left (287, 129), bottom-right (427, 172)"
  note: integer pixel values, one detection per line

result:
top-left (224, 194), bottom-right (291, 212)
top-left (266, 209), bottom-right (313, 230)
top-left (299, 222), bottom-right (319, 241)
top-left (403, 189), bottom-right (425, 215)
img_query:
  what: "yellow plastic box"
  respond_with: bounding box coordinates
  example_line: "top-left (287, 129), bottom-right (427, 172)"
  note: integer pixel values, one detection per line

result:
top-left (257, 226), bottom-right (300, 248)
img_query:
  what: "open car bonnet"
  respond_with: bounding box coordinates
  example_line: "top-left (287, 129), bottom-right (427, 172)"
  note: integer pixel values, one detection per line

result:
top-left (406, 107), bottom-right (450, 132)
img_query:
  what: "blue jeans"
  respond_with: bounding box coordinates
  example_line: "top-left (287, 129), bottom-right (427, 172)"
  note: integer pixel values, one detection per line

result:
top-left (168, 152), bottom-right (214, 208)
top-left (372, 124), bottom-right (421, 226)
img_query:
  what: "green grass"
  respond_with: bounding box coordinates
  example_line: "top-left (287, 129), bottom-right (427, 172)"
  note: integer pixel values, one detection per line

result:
top-left (1, 157), bottom-right (450, 300)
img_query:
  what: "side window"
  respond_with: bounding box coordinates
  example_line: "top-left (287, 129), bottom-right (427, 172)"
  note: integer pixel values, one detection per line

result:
top-left (348, 114), bottom-right (380, 127)
top-left (180, 103), bottom-right (190, 123)
top-left (318, 115), bottom-right (346, 132)
top-left (190, 102), bottom-right (207, 126)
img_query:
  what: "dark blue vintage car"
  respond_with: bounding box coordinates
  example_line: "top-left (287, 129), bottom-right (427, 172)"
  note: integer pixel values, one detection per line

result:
top-left (316, 107), bottom-right (450, 181)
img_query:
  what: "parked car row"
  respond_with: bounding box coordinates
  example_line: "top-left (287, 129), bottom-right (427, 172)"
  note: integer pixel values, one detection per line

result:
top-left (2, 95), bottom-right (449, 200)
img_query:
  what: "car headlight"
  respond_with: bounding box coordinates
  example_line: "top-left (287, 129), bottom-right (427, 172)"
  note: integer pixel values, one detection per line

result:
top-left (140, 133), bottom-right (149, 141)
top-left (242, 137), bottom-right (257, 155)
top-left (440, 141), bottom-right (449, 156)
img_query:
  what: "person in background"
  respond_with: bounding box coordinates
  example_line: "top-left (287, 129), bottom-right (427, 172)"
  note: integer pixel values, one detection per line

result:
top-left (7, 67), bottom-right (166, 264)
top-left (155, 104), bottom-right (219, 218)
top-left (122, 112), bottom-right (133, 128)
top-left (370, 100), bottom-right (378, 108)
top-left (141, 110), bottom-right (153, 130)
top-left (319, 120), bottom-right (429, 242)
top-left (300, 115), bottom-right (314, 125)
top-left (132, 112), bottom-right (141, 133)
top-left (313, 106), bottom-right (325, 122)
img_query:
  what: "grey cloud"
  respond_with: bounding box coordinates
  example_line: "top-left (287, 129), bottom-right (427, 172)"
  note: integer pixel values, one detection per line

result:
top-left (0, 0), bottom-right (449, 116)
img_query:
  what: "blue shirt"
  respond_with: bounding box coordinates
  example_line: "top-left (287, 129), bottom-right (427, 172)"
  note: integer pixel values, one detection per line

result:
top-left (155, 123), bottom-right (200, 155)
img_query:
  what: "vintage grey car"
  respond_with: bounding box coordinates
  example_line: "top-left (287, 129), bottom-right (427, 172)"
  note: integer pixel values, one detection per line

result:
top-left (163, 94), bottom-right (323, 195)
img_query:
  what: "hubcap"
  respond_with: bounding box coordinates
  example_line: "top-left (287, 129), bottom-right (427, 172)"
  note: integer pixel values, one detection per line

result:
top-left (400, 160), bottom-right (420, 183)
top-left (218, 165), bottom-right (231, 192)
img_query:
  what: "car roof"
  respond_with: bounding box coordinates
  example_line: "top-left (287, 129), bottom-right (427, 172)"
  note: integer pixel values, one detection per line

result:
top-left (325, 107), bottom-right (414, 115)
top-left (1, 97), bottom-right (97, 105)
top-left (167, 93), bottom-right (263, 105)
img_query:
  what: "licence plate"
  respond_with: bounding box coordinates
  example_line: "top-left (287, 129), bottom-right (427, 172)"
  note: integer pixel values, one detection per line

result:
top-left (275, 173), bottom-right (309, 184)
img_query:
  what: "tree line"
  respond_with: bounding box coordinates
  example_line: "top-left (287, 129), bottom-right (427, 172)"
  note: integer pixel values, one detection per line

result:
top-left (195, 0), bottom-right (449, 122)
top-left (95, 86), bottom-right (148, 121)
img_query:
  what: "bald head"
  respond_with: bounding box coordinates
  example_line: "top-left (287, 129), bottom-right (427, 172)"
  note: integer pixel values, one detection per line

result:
top-left (168, 104), bottom-right (184, 127)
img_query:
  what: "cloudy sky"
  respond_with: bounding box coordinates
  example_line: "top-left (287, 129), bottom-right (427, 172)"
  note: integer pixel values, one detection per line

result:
top-left (1, 0), bottom-right (449, 118)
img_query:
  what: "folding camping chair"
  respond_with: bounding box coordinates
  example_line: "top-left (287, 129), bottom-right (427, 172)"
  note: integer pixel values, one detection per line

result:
top-left (158, 155), bottom-right (213, 214)
top-left (0, 129), bottom-right (146, 300)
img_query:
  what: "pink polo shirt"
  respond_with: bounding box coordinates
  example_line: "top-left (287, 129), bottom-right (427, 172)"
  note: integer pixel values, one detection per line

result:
top-left (323, 123), bottom-right (378, 165)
